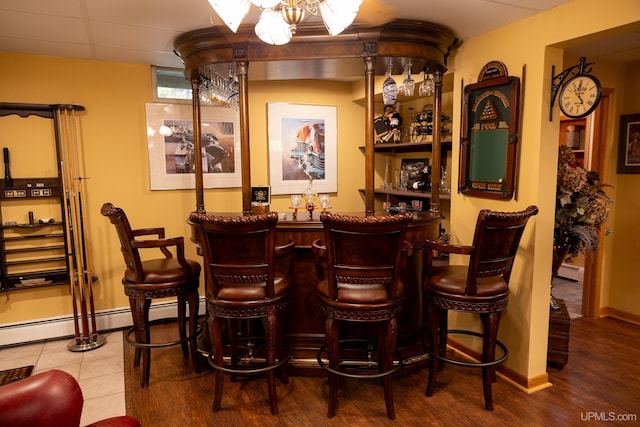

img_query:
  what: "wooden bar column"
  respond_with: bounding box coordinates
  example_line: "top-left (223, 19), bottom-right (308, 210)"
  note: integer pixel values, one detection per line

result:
top-left (237, 61), bottom-right (252, 215)
top-left (430, 70), bottom-right (443, 213)
top-left (364, 56), bottom-right (376, 216)
top-left (191, 79), bottom-right (205, 213)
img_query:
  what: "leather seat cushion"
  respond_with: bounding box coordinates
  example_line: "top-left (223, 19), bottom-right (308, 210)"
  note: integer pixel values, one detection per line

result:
top-left (124, 258), bottom-right (201, 284)
top-left (426, 265), bottom-right (508, 297)
top-left (318, 279), bottom-right (404, 303)
top-left (215, 276), bottom-right (289, 301)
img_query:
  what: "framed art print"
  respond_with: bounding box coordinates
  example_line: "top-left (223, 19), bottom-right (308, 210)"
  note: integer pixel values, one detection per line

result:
top-left (145, 103), bottom-right (241, 190)
top-left (617, 113), bottom-right (640, 174)
top-left (267, 103), bottom-right (337, 195)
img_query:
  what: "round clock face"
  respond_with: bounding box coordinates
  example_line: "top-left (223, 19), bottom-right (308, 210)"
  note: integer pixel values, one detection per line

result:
top-left (559, 74), bottom-right (602, 118)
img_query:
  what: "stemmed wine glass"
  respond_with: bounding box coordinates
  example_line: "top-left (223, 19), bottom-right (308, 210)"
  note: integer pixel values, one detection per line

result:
top-left (419, 66), bottom-right (434, 97)
top-left (382, 63), bottom-right (398, 105)
top-left (403, 63), bottom-right (415, 96)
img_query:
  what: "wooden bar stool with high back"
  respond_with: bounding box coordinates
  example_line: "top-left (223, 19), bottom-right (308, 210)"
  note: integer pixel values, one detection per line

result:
top-left (101, 202), bottom-right (201, 388)
top-left (188, 212), bottom-right (294, 415)
top-left (312, 212), bottom-right (413, 420)
top-left (422, 205), bottom-right (538, 410)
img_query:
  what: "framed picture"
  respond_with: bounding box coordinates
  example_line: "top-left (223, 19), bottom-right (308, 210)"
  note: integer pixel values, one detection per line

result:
top-left (401, 158), bottom-right (429, 190)
top-left (459, 75), bottom-right (521, 200)
top-left (617, 113), bottom-right (640, 174)
top-left (145, 103), bottom-right (241, 190)
top-left (267, 103), bottom-right (337, 195)
top-left (251, 186), bottom-right (271, 204)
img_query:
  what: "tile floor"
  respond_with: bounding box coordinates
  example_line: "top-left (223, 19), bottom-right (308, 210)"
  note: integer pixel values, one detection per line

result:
top-left (0, 331), bottom-right (126, 426)
top-left (552, 276), bottom-right (583, 319)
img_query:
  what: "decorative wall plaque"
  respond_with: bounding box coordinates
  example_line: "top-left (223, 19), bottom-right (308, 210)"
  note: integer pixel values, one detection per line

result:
top-left (459, 69), bottom-right (521, 200)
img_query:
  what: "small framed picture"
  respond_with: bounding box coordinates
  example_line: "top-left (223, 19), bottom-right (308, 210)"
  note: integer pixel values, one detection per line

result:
top-left (401, 158), bottom-right (429, 191)
top-left (617, 113), bottom-right (640, 174)
top-left (251, 186), bottom-right (271, 205)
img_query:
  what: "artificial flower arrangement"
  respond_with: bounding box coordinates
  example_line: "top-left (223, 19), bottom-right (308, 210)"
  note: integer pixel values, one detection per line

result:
top-left (554, 145), bottom-right (613, 258)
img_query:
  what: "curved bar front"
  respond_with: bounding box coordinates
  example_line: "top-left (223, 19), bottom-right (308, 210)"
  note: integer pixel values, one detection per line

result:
top-left (190, 211), bottom-right (441, 375)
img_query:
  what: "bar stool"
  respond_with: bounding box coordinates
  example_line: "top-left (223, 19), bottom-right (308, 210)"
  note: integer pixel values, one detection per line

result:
top-left (422, 206), bottom-right (538, 410)
top-left (101, 202), bottom-right (201, 388)
top-left (313, 212), bottom-right (412, 419)
top-left (189, 212), bottom-right (294, 415)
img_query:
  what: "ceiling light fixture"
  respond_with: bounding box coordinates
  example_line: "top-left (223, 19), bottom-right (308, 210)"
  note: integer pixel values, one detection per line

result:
top-left (208, 0), bottom-right (363, 45)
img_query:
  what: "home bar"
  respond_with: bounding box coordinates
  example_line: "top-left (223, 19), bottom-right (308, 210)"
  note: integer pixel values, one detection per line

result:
top-left (174, 19), bottom-right (459, 375)
top-left (2, 0), bottom-right (640, 424)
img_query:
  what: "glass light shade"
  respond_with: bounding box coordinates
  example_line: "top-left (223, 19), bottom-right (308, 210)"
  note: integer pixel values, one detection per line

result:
top-left (255, 9), bottom-right (292, 45)
top-left (319, 0), bottom-right (363, 36)
top-left (208, 0), bottom-right (251, 33)
top-left (249, 0), bottom-right (281, 7)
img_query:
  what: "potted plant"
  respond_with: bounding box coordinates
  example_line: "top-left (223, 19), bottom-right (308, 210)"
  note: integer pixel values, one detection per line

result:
top-left (552, 145), bottom-right (613, 306)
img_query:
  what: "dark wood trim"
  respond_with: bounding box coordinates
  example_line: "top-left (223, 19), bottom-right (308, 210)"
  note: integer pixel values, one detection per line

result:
top-left (173, 19), bottom-right (460, 215)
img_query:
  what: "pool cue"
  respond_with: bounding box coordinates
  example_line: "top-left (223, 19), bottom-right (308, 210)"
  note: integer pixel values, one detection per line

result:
top-left (67, 108), bottom-right (99, 343)
top-left (55, 106), bottom-right (104, 351)
top-left (54, 109), bottom-right (81, 344)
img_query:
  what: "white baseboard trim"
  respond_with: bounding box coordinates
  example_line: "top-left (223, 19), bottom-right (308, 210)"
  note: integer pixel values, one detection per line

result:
top-left (0, 298), bottom-right (206, 347)
top-left (557, 263), bottom-right (584, 281)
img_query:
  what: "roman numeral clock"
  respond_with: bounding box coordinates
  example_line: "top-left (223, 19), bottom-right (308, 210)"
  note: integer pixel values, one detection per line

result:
top-left (550, 56), bottom-right (602, 120)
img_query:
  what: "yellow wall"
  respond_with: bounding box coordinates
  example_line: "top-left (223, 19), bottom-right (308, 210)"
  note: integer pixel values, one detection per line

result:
top-left (608, 60), bottom-right (640, 315)
top-left (446, 0), bottom-right (640, 381)
top-left (1, 0), bottom-right (639, 387)
top-left (0, 55), bottom-right (367, 324)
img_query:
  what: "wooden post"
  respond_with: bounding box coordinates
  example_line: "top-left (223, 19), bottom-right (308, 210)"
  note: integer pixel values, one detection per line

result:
top-left (191, 80), bottom-right (205, 213)
top-left (430, 70), bottom-right (443, 213)
top-left (364, 56), bottom-right (376, 216)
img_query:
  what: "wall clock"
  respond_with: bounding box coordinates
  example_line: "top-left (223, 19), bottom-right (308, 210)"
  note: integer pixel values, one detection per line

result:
top-left (558, 73), bottom-right (602, 119)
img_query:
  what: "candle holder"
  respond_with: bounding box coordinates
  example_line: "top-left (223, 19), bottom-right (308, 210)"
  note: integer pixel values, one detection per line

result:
top-left (319, 194), bottom-right (331, 212)
top-left (290, 194), bottom-right (302, 219)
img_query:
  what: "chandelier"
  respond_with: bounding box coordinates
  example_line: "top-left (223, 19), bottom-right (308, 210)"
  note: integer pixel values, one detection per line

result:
top-left (208, 0), bottom-right (363, 45)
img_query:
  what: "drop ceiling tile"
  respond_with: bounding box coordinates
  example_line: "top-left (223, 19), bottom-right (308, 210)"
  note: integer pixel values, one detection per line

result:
top-left (91, 21), bottom-right (181, 53)
top-left (0, 0), bottom-right (83, 17)
top-left (85, 0), bottom-right (213, 31)
top-left (0, 37), bottom-right (93, 59)
top-left (0, 10), bottom-right (88, 43)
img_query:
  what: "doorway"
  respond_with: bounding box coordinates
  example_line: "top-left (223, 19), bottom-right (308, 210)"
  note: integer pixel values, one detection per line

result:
top-left (554, 90), bottom-right (612, 319)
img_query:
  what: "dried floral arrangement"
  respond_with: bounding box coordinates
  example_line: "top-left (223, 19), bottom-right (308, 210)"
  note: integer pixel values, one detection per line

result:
top-left (555, 145), bottom-right (613, 258)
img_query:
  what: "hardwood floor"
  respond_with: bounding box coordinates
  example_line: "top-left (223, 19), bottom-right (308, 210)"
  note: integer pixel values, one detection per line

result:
top-left (124, 317), bottom-right (640, 426)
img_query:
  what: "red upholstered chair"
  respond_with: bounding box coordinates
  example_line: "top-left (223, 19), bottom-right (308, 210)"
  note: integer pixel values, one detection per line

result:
top-left (422, 206), bottom-right (538, 411)
top-left (313, 212), bottom-right (412, 419)
top-left (101, 202), bottom-right (201, 387)
top-left (188, 212), bottom-right (294, 415)
top-left (0, 369), bottom-right (140, 427)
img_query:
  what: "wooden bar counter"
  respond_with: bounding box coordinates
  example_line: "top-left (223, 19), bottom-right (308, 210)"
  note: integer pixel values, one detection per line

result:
top-left (191, 210), bottom-right (441, 376)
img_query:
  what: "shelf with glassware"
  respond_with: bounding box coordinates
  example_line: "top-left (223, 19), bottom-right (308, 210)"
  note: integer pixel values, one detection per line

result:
top-left (358, 140), bottom-right (452, 200)
top-left (358, 69), bottom-right (454, 207)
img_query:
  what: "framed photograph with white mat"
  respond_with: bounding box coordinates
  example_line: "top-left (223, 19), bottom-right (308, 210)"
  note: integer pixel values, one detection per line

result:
top-left (145, 103), bottom-right (241, 190)
top-left (267, 103), bottom-right (337, 195)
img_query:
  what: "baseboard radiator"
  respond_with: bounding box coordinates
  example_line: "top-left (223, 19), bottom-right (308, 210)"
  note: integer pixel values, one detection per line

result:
top-left (0, 298), bottom-right (207, 348)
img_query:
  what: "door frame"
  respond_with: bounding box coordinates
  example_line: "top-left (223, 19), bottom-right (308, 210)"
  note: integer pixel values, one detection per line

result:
top-left (582, 88), bottom-right (612, 318)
